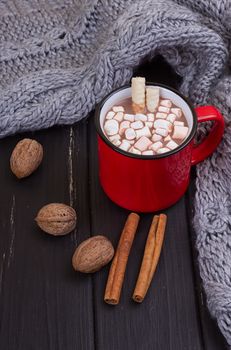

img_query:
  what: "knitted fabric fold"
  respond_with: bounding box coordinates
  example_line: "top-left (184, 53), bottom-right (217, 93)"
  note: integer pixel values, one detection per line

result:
top-left (0, 0), bottom-right (231, 345)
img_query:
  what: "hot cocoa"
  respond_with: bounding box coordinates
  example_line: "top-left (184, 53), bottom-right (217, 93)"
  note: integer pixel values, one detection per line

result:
top-left (103, 77), bottom-right (189, 155)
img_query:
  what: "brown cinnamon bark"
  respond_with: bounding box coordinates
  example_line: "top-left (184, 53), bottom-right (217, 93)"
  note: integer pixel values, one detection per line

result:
top-left (133, 214), bottom-right (167, 303)
top-left (104, 213), bottom-right (140, 305)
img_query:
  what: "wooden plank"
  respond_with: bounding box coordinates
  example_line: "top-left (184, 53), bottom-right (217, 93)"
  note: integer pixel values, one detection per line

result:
top-left (0, 122), bottom-right (95, 350)
top-left (186, 173), bottom-right (227, 350)
top-left (88, 117), bottom-right (203, 350)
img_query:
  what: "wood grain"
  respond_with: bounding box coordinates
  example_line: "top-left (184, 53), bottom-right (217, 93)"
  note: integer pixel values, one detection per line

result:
top-left (0, 123), bottom-right (95, 350)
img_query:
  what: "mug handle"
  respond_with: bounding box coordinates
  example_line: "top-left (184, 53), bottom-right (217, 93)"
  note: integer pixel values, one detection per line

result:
top-left (191, 105), bottom-right (225, 166)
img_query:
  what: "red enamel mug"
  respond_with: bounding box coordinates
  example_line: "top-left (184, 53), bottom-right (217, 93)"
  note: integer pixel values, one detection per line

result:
top-left (95, 83), bottom-right (225, 212)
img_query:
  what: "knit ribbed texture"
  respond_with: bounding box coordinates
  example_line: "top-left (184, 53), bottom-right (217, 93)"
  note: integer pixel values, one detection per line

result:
top-left (0, 0), bottom-right (231, 345)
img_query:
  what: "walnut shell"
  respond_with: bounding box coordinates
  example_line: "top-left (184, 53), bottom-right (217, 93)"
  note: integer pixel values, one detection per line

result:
top-left (10, 138), bottom-right (43, 179)
top-left (72, 235), bottom-right (114, 273)
top-left (35, 203), bottom-right (77, 236)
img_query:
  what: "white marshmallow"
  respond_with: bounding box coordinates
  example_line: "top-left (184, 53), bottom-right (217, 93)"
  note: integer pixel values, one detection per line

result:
top-left (127, 140), bottom-right (135, 144)
top-left (134, 136), bottom-right (152, 152)
top-left (150, 141), bottom-right (163, 152)
top-left (152, 134), bottom-right (162, 142)
top-left (135, 126), bottom-right (152, 139)
top-left (158, 106), bottom-right (170, 114)
top-left (160, 99), bottom-right (172, 108)
top-left (114, 112), bottom-right (124, 122)
top-left (164, 135), bottom-right (171, 142)
top-left (172, 126), bottom-right (189, 140)
top-left (166, 140), bottom-right (179, 150)
top-left (106, 111), bottom-right (116, 120)
top-left (142, 150), bottom-right (154, 155)
top-left (124, 113), bottom-right (135, 122)
top-left (125, 128), bottom-right (136, 140)
top-left (147, 113), bottom-right (155, 122)
top-left (157, 147), bottom-right (170, 154)
top-left (156, 112), bottom-right (167, 119)
top-left (119, 121), bottom-right (130, 135)
top-left (135, 113), bottom-right (147, 122)
top-left (167, 114), bottom-right (177, 123)
top-left (146, 87), bottom-right (159, 112)
top-left (131, 120), bottom-right (144, 129)
top-left (145, 122), bottom-right (153, 128)
top-left (171, 108), bottom-right (182, 118)
top-left (130, 147), bottom-right (141, 155)
top-left (112, 139), bottom-right (121, 147)
top-left (174, 121), bottom-right (184, 126)
top-left (132, 77), bottom-right (145, 106)
top-left (154, 119), bottom-right (172, 131)
top-left (109, 134), bottom-right (121, 142)
top-left (119, 140), bottom-right (131, 151)
top-left (155, 128), bottom-right (169, 137)
top-left (112, 106), bottom-right (124, 113)
top-left (104, 119), bottom-right (119, 136)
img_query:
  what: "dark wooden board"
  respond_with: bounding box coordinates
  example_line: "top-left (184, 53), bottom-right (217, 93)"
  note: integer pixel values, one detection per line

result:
top-left (0, 123), bottom-right (95, 350)
top-left (0, 56), bottom-right (227, 350)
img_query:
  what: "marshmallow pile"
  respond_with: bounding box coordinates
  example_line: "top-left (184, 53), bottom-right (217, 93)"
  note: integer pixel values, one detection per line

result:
top-left (103, 98), bottom-right (189, 156)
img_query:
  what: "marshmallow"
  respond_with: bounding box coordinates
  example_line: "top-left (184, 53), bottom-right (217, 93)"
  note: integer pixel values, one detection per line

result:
top-left (135, 126), bottom-right (152, 139)
top-left (127, 140), bottom-right (135, 144)
top-left (114, 112), bottom-right (124, 122)
top-left (171, 108), bottom-right (182, 118)
top-left (146, 87), bottom-right (159, 112)
top-left (157, 147), bottom-right (170, 154)
top-left (152, 134), bottom-right (162, 142)
top-left (164, 135), bottom-right (171, 142)
top-left (109, 134), bottom-right (121, 142)
top-left (125, 128), bottom-right (136, 140)
top-left (145, 122), bottom-right (153, 128)
top-left (124, 113), bottom-right (135, 122)
top-left (167, 114), bottom-right (177, 123)
top-left (134, 136), bottom-right (152, 152)
top-left (112, 139), bottom-right (121, 147)
top-left (158, 106), bottom-right (170, 114)
top-left (154, 119), bottom-right (172, 131)
top-left (142, 150), bottom-right (154, 155)
top-left (106, 111), bottom-right (116, 120)
top-left (119, 140), bottom-right (131, 151)
top-left (132, 77), bottom-right (145, 107)
top-left (174, 121), bottom-right (184, 126)
top-left (104, 119), bottom-right (119, 136)
top-left (160, 99), bottom-right (172, 108)
top-left (166, 140), bottom-right (179, 150)
top-left (172, 126), bottom-right (189, 140)
top-left (156, 112), bottom-right (167, 119)
top-left (155, 128), bottom-right (169, 137)
top-left (135, 113), bottom-right (147, 122)
top-left (119, 121), bottom-right (130, 135)
top-left (112, 106), bottom-right (124, 113)
top-left (130, 147), bottom-right (141, 155)
top-left (147, 113), bottom-right (155, 122)
top-left (150, 141), bottom-right (163, 152)
top-left (131, 120), bottom-right (144, 129)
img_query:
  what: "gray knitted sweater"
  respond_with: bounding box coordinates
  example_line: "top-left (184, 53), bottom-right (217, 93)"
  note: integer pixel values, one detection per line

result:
top-left (1, 0), bottom-right (231, 346)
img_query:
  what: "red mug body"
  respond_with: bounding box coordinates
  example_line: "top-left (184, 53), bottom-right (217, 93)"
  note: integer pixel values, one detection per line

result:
top-left (95, 84), bottom-right (224, 212)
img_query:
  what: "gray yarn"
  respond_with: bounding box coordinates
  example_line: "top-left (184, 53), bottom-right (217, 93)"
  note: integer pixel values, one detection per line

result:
top-left (1, 0), bottom-right (231, 345)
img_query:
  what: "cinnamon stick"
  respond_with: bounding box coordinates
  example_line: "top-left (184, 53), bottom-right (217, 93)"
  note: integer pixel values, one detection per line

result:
top-left (104, 212), bottom-right (140, 305)
top-left (133, 214), bottom-right (167, 303)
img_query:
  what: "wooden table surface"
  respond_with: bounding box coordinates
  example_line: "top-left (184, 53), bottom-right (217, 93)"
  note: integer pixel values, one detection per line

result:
top-left (0, 57), bottom-right (227, 350)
